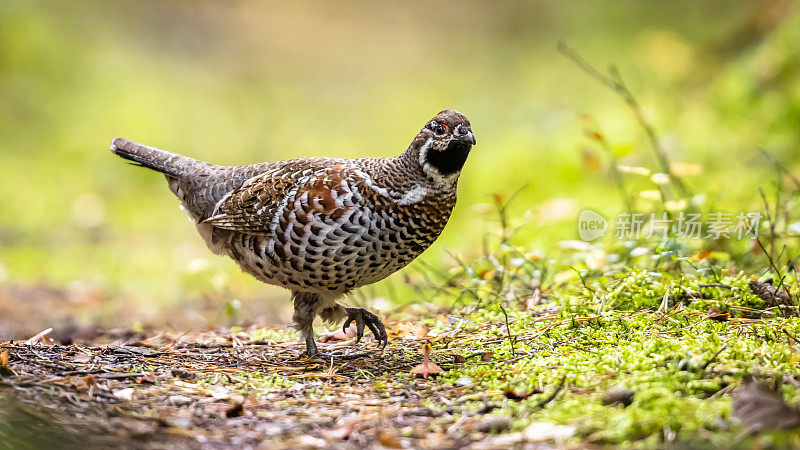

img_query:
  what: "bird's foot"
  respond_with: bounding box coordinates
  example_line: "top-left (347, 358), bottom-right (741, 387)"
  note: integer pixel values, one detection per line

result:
top-left (343, 307), bottom-right (388, 349)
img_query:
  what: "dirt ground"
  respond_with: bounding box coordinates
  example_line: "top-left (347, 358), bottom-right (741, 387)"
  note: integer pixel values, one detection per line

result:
top-left (0, 328), bottom-right (539, 449)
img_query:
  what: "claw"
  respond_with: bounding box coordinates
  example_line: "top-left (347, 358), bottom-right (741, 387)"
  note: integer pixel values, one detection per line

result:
top-left (343, 307), bottom-right (388, 350)
top-left (355, 315), bottom-right (365, 343)
top-left (365, 320), bottom-right (381, 347)
top-left (342, 316), bottom-right (354, 333)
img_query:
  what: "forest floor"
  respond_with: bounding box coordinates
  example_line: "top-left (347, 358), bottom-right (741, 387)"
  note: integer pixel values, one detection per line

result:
top-left (3, 269), bottom-right (800, 449)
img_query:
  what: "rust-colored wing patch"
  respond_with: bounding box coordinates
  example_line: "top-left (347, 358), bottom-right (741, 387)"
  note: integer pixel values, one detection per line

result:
top-left (203, 161), bottom-right (352, 234)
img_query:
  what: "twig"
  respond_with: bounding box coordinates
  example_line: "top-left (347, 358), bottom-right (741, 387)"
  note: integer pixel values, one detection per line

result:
top-left (568, 265), bottom-right (596, 294)
top-left (537, 375), bottom-right (567, 408)
top-left (498, 304), bottom-right (516, 357)
top-left (698, 284), bottom-right (733, 290)
top-left (701, 345), bottom-right (727, 372)
top-left (783, 329), bottom-right (800, 347)
top-left (558, 41), bottom-right (689, 198)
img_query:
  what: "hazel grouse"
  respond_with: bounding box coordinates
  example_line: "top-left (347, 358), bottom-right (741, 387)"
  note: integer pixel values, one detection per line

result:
top-left (111, 110), bottom-right (476, 357)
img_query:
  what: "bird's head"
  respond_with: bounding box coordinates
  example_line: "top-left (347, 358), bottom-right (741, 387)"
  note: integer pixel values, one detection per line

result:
top-left (410, 110), bottom-right (476, 183)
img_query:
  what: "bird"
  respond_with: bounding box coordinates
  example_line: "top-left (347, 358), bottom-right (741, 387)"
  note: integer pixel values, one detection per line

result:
top-left (110, 110), bottom-right (476, 358)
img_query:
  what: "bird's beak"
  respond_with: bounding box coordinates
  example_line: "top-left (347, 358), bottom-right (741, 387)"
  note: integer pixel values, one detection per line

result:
top-left (458, 132), bottom-right (476, 146)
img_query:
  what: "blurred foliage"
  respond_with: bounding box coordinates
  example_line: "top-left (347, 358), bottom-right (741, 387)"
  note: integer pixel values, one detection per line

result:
top-left (1, 0), bottom-right (800, 331)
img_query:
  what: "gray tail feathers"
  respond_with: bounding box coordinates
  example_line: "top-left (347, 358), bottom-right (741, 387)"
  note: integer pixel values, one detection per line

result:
top-left (110, 138), bottom-right (194, 177)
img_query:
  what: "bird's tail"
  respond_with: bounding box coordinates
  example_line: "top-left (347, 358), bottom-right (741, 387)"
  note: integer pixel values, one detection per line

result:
top-left (110, 138), bottom-right (196, 178)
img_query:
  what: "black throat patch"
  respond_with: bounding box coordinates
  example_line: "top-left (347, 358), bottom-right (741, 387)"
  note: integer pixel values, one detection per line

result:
top-left (425, 140), bottom-right (472, 177)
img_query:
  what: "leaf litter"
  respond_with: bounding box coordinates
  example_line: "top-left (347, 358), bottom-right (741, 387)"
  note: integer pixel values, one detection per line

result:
top-left (4, 269), bottom-right (800, 447)
top-left (0, 321), bottom-right (537, 449)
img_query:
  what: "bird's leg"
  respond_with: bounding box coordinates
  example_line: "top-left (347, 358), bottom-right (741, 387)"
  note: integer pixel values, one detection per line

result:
top-left (292, 293), bottom-right (373, 360)
top-left (292, 292), bottom-right (320, 357)
top-left (343, 307), bottom-right (388, 349)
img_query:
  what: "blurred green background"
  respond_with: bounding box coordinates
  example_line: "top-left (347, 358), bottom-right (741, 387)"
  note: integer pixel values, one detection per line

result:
top-left (1, 0), bottom-right (799, 337)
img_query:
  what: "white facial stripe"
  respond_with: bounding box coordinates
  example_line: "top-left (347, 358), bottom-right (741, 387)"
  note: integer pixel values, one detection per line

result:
top-left (418, 137), bottom-right (459, 187)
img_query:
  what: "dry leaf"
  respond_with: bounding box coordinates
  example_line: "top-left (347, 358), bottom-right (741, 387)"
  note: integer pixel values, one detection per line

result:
top-left (320, 422), bottom-right (355, 440)
top-left (393, 322), bottom-right (429, 339)
top-left (504, 388), bottom-right (538, 401)
top-left (706, 308), bottom-right (729, 322)
top-left (480, 352), bottom-right (493, 362)
top-left (377, 430), bottom-right (403, 448)
top-left (137, 372), bottom-right (157, 384)
top-left (696, 249), bottom-right (712, 260)
top-left (319, 325), bottom-right (355, 343)
top-left (749, 280), bottom-right (793, 307)
top-left (410, 343), bottom-right (443, 379)
top-left (84, 375), bottom-right (97, 389)
top-left (25, 328), bottom-right (53, 345)
top-left (732, 378), bottom-right (800, 433)
top-left (0, 350), bottom-right (8, 367)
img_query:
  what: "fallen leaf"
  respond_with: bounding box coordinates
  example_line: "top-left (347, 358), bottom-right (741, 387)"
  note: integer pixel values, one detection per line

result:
top-left (696, 249), bottom-right (712, 260)
top-left (706, 308), bottom-right (729, 322)
top-left (749, 280), bottom-right (794, 308)
top-left (480, 352), bottom-right (493, 362)
top-left (602, 389), bottom-right (634, 407)
top-left (25, 328), bottom-right (53, 345)
top-left (0, 350), bottom-right (10, 375)
top-left (410, 343), bottom-right (443, 379)
top-left (319, 325), bottom-right (355, 342)
top-left (377, 430), bottom-right (403, 448)
top-left (504, 388), bottom-right (537, 401)
top-left (137, 372), bottom-right (157, 384)
top-left (392, 322), bottom-right (429, 339)
top-left (522, 422), bottom-right (576, 442)
top-left (321, 422), bottom-right (355, 440)
top-left (732, 378), bottom-right (800, 433)
top-left (453, 355), bottom-right (467, 364)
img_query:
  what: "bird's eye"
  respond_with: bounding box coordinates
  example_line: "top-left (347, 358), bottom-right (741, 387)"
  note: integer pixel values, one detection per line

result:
top-left (433, 124), bottom-right (447, 136)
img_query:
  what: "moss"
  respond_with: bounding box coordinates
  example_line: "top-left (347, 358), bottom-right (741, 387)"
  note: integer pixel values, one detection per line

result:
top-left (423, 279), bottom-right (800, 446)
